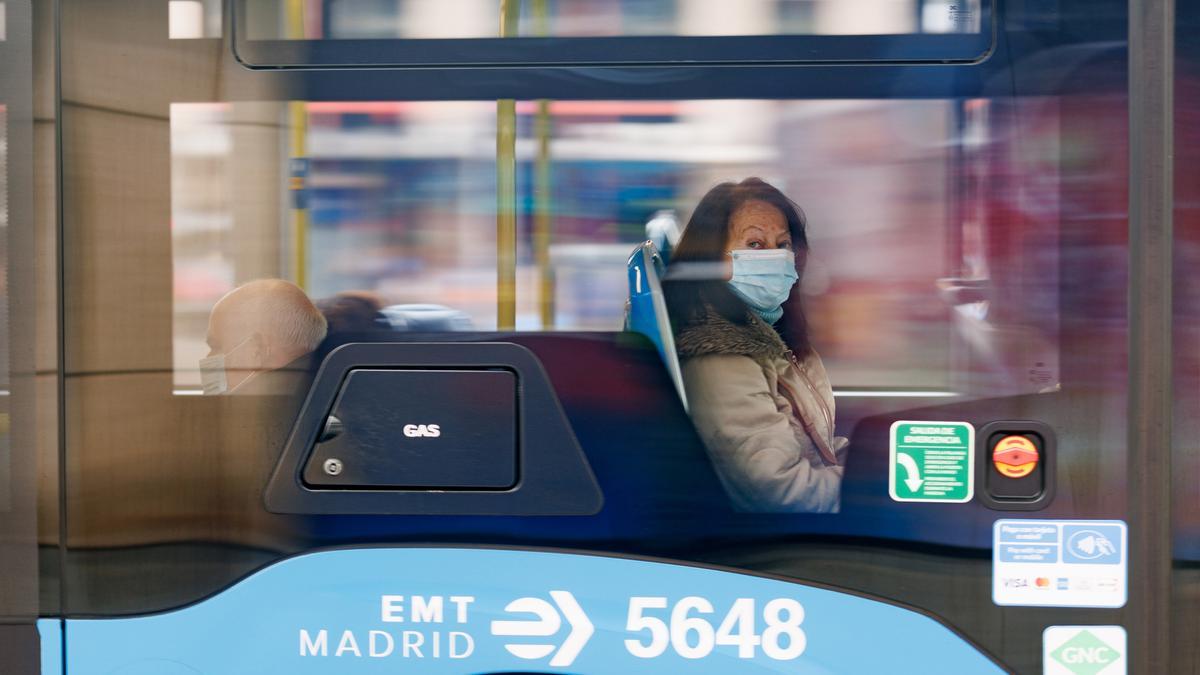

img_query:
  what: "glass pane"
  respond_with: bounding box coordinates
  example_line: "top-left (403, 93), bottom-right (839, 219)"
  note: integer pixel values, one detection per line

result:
top-left (159, 90), bottom-right (1106, 527)
top-left (243, 0), bottom-right (984, 41)
top-left (126, 92), bottom-right (1119, 520)
top-left (170, 97), bottom-right (1061, 395)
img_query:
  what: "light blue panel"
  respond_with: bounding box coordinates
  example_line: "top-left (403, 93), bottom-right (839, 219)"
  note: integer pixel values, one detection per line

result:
top-left (37, 618), bottom-right (62, 675)
top-left (995, 521), bottom-right (1060, 544)
top-left (998, 543), bottom-right (1059, 563)
top-left (66, 548), bottom-right (1004, 674)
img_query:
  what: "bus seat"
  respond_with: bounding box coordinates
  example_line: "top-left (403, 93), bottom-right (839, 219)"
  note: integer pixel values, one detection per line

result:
top-left (625, 240), bottom-right (689, 411)
top-left (644, 209), bottom-right (681, 265)
top-left (380, 303), bottom-right (474, 331)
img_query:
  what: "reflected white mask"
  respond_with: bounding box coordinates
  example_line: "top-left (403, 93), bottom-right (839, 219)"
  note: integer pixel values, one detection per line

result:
top-left (198, 354), bottom-right (228, 395)
top-left (198, 336), bottom-right (251, 395)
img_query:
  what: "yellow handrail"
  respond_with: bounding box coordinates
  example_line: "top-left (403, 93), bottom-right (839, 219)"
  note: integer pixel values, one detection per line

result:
top-left (532, 0), bottom-right (554, 328)
top-left (496, 0), bottom-right (521, 329)
top-left (288, 103), bottom-right (309, 292)
top-left (286, 0), bottom-right (308, 290)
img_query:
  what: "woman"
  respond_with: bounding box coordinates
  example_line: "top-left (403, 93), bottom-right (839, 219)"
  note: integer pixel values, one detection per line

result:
top-left (665, 178), bottom-right (847, 513)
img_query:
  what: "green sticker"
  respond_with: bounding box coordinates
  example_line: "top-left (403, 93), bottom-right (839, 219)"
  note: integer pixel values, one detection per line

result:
top-left (1050, 630), bottom-right (1122, 675)
top-left (888, 421), bottom-right (975, 503)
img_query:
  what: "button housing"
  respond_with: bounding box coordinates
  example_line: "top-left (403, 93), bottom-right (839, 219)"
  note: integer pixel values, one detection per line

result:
top-left (265, 342), bottom-right (601, 516)
top-left (977, 420), bottom-right (1056, 510)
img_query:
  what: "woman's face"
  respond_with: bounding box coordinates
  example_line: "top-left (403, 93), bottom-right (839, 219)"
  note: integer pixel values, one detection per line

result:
top-left (725, 200), bottom-right (792, 254)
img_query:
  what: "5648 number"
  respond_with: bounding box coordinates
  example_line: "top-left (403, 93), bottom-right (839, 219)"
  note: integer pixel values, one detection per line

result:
top-left (624, 597), bottom-right (806, 661)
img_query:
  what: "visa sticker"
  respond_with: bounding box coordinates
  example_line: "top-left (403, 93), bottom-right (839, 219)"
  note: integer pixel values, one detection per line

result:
top-left (994, 520), bottom-right (1127, 608)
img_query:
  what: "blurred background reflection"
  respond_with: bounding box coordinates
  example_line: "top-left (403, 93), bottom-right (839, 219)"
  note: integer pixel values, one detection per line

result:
top-left (171, 96), bottom-right (1062, 396)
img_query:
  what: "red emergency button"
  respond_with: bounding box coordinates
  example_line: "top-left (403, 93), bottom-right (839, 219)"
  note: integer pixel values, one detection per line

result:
top-left (992, 435), bottom-right (1040, 478)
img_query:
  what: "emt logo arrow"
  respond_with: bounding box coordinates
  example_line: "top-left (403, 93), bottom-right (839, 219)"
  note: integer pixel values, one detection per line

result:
top-left (491, 590), bottom-right (595, 667)
top-left (897, 453), bottom-right (924, 492)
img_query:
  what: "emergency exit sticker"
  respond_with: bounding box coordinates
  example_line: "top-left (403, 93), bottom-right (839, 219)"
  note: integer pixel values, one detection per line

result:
top-left (1044, 626), bottom-right (1126, 675)
top-left (889, 421), bottom-right (975, 503)
top-left (994, 520), bottom-right (1127, 608)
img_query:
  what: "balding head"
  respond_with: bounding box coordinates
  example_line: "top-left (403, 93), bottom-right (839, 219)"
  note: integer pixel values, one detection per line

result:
top-left (206, 279), bottom-right (327, 391)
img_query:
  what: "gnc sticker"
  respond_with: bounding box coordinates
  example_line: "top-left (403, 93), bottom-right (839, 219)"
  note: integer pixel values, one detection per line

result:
top-left (1043, 625), bottom-right (1125, 675)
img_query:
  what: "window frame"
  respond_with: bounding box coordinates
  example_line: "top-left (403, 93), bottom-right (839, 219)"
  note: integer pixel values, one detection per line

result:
top-left (231, 0), bottom-right (996, 69)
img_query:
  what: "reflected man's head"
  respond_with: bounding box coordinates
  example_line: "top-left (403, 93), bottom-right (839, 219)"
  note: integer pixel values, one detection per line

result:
top-left (204, 279), bottom-right (327, 393)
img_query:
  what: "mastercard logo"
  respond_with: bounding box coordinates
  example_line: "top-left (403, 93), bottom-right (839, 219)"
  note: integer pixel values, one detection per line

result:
top-left (992, 435), bottom-right (1039, 478)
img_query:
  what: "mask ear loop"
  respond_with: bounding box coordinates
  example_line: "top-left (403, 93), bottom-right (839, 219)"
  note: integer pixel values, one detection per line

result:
top-left (225, 334), bottom-right (256, 358)
top-left (247, 331), bottom-right (270, 367)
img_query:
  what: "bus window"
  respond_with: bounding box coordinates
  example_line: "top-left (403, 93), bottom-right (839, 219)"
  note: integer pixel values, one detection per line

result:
top-left (166, 93), bottom-right (1089, 518)
top-left (171, 97), bottom-right (1057, 397)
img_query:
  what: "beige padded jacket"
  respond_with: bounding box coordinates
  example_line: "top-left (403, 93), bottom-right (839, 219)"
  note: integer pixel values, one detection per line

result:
top-left (677, 309), bottom-right (848, 513)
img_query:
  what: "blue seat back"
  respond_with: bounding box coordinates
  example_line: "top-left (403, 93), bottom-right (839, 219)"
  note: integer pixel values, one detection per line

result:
top-left (625, 241), bottom-right (688, 410)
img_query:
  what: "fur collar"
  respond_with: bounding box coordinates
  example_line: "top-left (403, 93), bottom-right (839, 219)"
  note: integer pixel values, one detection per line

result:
top-left (675, 308), bottom-right (789, 361)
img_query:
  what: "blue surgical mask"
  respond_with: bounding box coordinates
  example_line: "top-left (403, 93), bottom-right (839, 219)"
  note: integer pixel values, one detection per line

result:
top-left (727, 249), bottom-right (798, 324)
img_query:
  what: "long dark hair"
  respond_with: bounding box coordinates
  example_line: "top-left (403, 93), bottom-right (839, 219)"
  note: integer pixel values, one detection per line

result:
top-left (664, 177), bottom-right (811, 355)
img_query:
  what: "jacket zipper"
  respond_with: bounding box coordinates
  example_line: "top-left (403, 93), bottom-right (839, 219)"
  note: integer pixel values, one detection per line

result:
top-left (775, 364), bottom-right (840, 467)
top-left (788, 352), bottom-right (835, 436)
